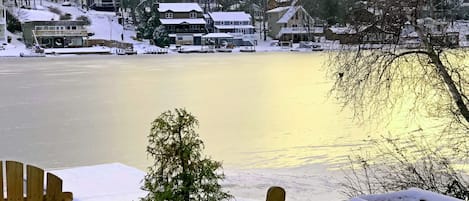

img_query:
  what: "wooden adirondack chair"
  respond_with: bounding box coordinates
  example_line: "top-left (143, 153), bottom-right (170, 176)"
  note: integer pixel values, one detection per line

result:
top-left (0, 160), bottom-right (73, 201)
top-left (266, 186), bottom-right (285, 201)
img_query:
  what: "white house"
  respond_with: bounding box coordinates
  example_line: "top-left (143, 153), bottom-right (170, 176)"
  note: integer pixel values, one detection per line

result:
top-left (208, 12), bottom-right (255, 43)
top-left (0, 0), bottom-right (6, 44)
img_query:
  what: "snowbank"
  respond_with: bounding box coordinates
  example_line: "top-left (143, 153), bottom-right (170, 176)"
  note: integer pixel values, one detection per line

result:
top-left (353, 188), bottom-right (463, 201)
top-left (51, 163), bottom-right (147, 201)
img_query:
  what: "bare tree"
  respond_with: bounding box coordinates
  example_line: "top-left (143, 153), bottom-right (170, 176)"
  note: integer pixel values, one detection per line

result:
top-left (331, 0), bottom-right (469, 198)
top-left (329, 0), bottom-right (469, 135)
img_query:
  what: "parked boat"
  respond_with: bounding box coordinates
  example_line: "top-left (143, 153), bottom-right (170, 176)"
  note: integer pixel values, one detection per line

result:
top-left (20, 45), bottom-right (45, 57)
top-left (311, 44), bottom-right (324, 51)
top-left (240, 46), bottom-right (256, 53)
top-left (215, 48), bottom-right (233, 53)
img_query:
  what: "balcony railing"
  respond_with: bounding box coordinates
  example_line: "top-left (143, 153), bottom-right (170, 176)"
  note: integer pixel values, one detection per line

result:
top-left (167, 28), bottom-right (206, 34)
top-left (226, 32), bottom-right (256, 40)
top-left (34, 30), bottom-right (88, 37)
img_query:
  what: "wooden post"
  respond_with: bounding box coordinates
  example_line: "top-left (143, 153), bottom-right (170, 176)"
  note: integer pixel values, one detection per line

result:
top-left (266, 186), bottom-right (285, 201)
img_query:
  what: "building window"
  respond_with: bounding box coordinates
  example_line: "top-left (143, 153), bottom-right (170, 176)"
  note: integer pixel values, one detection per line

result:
top-left (165, 12), bottom-right (173, 19)
top-left (223, 21), bottom-right (230, 25)
top-left (190, 25), bottom-right (198, 30)
top-left (190, 12), bottom-right (197, 19)
top-left (234, 21), bottom-right (240, 25)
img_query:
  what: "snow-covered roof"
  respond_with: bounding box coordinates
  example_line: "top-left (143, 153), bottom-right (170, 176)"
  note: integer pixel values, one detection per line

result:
top-left (215, 25), bottom-right (255, 29)
top-left (158, 3), bottom-right (203, 13)
top-left (328, 27), bottom-right (357, 34)
top-left (159, 18), bottom-right (206, 25)
top-left (15, 7), bottom-right (60, 22)
top-left (202, 33), bottom-right (233, 38)
top-left (266, 6), bottom-right (289, 13)
top-left (209, 12), bottom-right (251, 22)
top-left (277, 6), bottom-right (312, 24)
top-left (277, 6), bottom-right (299, 23)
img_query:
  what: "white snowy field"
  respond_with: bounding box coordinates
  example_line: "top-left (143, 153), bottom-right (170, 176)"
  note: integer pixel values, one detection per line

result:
top-left (51, 163), bottom-right (342, 201)
top-left (51, 163), bottom-right (463, 201)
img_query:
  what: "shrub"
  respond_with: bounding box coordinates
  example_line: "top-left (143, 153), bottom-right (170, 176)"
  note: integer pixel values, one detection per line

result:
top-left (48, 7), bottom-right (62, 15)
top-left (76, 15), bottom-right (91, 25)
top-left (6, 10), bottom-right (22, 33)
top-left (341, 134), bottom-right (469, 199)
top-left (59, 13), bottom-right (72, 20)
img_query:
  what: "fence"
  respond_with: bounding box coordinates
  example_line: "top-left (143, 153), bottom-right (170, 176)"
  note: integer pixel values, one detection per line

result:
top-left (85, 39), bottom-right (133, 49)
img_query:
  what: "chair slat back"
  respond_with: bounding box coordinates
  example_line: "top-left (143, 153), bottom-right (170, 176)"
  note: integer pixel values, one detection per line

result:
top-left (266, 186), bottom-right (285, 201)
top-left (0, 161), bottom-right (3, 200)
top-left (6, 161), bottom-right (23, 201)
top-left (0, 161), bottom-right (71, 201)
top-left (27, 165), bottom-right (44, 201)
top-left (0, 161), bottom-right (4, 200)
top-left (45, 173), bottom-right (62, 201)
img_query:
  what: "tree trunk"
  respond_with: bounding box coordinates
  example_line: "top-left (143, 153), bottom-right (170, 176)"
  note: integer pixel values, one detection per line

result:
top-left (428, 51), bottom-right (469, 124)
top-left (177, 125), bottom-right (190, 201)
top-left (413, 21), bottom-right (469, 125)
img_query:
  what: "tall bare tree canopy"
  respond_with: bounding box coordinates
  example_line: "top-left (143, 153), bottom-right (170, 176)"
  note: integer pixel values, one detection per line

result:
top-left (329, 0), bottom-right (469, 135)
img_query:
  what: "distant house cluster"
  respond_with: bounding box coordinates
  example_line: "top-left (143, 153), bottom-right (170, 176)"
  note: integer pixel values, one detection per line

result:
top-left (157, 3), bottom-right (256, 46)
top-left (0, 0), bottom-right (6, 44)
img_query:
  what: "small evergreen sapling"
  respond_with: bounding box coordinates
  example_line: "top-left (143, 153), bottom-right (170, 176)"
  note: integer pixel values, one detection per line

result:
top-left (141, 108), bottom-right (232, 201)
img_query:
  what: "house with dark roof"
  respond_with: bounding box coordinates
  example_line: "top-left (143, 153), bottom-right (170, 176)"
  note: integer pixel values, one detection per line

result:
top-left (267, 0), bottom-right (293, 10)
top-left (158, 3), bottom-right (207, 45)
top-left (87, 0), bottom-right (120, 11)
top-left (266, 3), bottom-right (317, 42)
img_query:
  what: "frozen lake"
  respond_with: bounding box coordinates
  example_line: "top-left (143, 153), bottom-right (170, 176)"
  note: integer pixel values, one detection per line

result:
top-left (0, 53), bottom-right (372, 200)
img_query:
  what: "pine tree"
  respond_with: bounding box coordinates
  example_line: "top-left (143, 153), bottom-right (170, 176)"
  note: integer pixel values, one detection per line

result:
top-left (141, 108), bottom-right (232, 201)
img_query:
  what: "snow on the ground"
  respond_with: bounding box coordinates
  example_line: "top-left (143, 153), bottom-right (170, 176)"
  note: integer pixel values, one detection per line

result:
top-left (51, 163), bottom-right (147, 201)
top-left (50, 163), bottom-right (341, 201)
top-left (12, 7), bottom-right (59, 22)
top-left (352, 188), bottom-right (463, 201)
top-left (44, 46), bottom-right (111, 54)
top-left (50, 163), bottom-right (463, 201)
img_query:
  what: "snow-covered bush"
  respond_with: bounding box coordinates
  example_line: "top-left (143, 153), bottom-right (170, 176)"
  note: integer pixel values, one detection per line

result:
top-left (152, 25), bottom-right (169, 47)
